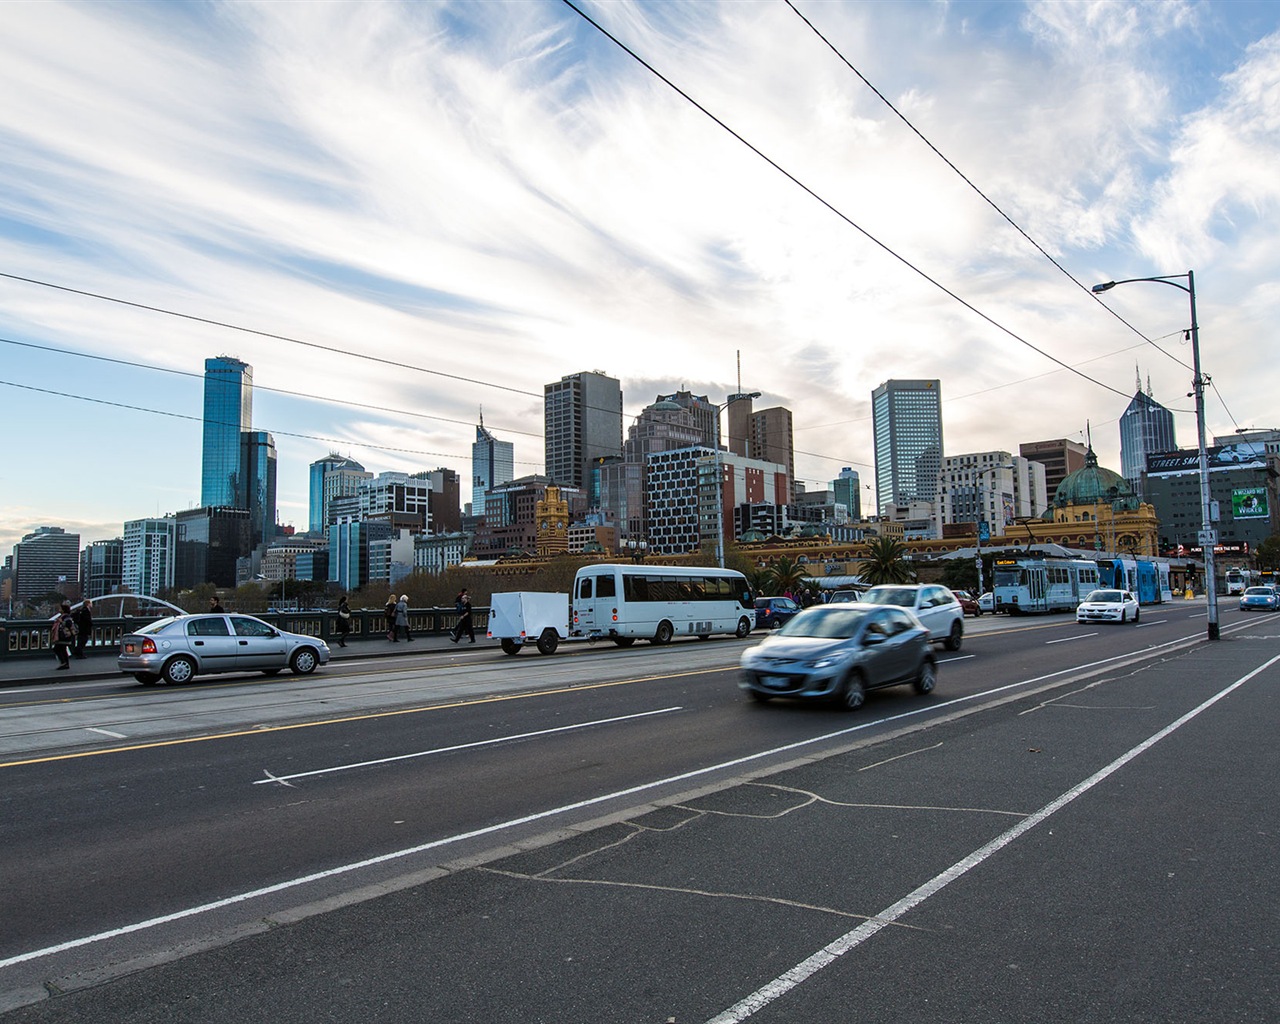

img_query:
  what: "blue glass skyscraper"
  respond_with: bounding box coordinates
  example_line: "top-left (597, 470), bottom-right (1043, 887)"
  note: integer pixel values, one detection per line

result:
top-left (201, 357), bottom-right (253, 508)
top-left (240, 430), bottom-right (277, 547)
top-left (872, 379), bottom-right (943, 514)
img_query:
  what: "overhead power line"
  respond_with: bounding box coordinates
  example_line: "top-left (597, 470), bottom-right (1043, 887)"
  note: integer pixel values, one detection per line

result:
top-left (557, 0), bottom-right (1133, 403)
top-left (783, 0), bottom-right (1196, 374)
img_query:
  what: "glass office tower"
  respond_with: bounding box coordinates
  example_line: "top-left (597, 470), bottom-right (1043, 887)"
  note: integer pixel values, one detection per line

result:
top-left (472, 420), bottom-right (514, 518)
top-left (872, 379), bottom-right (944, 514)
top-left (201, 357), bottom-right (253, 508)
top-left (1119, 389), bottom-right (1176, 499)
top-left (240, 430), bottom-right (278, 548)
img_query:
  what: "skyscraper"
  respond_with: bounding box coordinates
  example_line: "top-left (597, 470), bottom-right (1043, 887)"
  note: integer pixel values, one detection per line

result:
top-left (240, 429), bottom-right (278, 548)
top-left (872, 379), bottom-right (944, 514)
top-left (831, 468), bottom-right (862, 521)
top-left (309, 454), bottom-right (370, 533)
top-left (472, 418), bottom-right (514, 518)
top-left (201, 356), bottom-right (253, 508)
top-left (544, 371), bottom-right (623, 497)
top-left (1119, 378), bottom-right (1176, 498)
top-left (12, 526), bottom-right (81, 601)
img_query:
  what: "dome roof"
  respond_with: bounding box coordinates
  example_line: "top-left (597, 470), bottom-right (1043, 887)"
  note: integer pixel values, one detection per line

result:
top-left (649, 399), bottom-right (683, 412)
top-left (797, 523), bottom-right (827, 538)
top-left (1052, 447), bottom-right (1139, 510)
top-left (739, 529), bottom-right (768, 543)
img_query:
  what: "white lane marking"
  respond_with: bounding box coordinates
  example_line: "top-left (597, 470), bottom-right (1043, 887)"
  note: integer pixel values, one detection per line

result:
top-left (0, 628), bottom-right (1250, 973)
top-left (86, 727), bottom-right (127, 739)
top-left (253, 707), bottom-right (684, 786)
top-left (703, 650), bottom-right (1280, 1024)
top-left (1046, 633), bottom-right (1097, 644)
top-left (936, 655), bottom-right (974, 664)
top-left (1135, 619), bottom-right (1166, 628)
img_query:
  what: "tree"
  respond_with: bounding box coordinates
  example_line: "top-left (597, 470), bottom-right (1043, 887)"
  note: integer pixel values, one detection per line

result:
top-left (764, 556), bottom-right (808, 596)
top-left (858, 536), bottom-right (913, 586)
top-left (1256, 533), bottom-right (1280, 571)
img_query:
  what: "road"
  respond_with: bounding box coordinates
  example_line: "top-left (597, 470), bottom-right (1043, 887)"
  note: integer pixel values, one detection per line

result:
top-left (1, 602), bottom-right (1278, 1021)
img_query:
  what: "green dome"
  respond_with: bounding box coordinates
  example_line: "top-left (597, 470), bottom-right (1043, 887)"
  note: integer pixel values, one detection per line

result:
top-left (739, 529), bottom-right (768, 543)
top-left (1052, 448), bottom-right (1138, 511)
top-left (797, 523), bottom-right (827, 538)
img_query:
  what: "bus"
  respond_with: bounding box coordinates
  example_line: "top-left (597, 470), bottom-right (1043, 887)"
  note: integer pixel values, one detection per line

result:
top-left (1096, 558), bottom-right (1173, 605)
top-left (570, 564), bottom-right (755, 645)
top-left (993, 555), bottom-right (1100, 614)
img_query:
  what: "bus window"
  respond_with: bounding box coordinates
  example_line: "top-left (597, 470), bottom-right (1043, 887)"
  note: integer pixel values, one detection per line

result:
top-left (597, 574), bottom-right (616, 599)
top-left (578, 577), bottom-right (593, 600)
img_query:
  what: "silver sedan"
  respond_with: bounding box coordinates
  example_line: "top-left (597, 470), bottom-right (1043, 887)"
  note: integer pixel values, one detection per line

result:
top-left (1076, 589), bottom-right (1140, 624)
top-left (118, 613), bottom-right (330, 685)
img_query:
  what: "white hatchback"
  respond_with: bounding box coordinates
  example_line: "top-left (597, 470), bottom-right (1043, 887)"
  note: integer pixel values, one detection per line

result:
top-left (860, 584), bottom-right (965, 651)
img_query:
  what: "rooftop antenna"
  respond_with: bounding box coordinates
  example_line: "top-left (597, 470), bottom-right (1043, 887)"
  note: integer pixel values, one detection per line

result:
top-left (1135, 362), bottom-right (1142, 393)
top-left (737, 350), bottom-right (742, 395)
top-left (478, 405), bottom-right (484, 428)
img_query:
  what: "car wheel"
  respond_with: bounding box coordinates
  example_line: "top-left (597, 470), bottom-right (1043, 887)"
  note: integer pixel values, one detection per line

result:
top-left (1132, 608), bottom-right (1140, 624)
top-left (501, 638), bottom-right (522, 655)
top-left (913, 658), bottom-right (937, 695)
top-left (839, 671), bottom-right (866, 711)
top-left (612, 637), bottom-right (636, 648)
top-left (290, 648), bottom-right (319, 675)
top-left (770, 618), bottom-right (784, 629)
top-left (1120, 610), bottom-right (1126, 623)
top-left (134, 672), bottom-right (159, 685)
top-left (945, 621), bottom-right (963, 652)
top-left (736, 617), bottom-right (752, 638)
top-left (536, 629), bottom-right (559, 655)
top-left (652, 621), bottom-right (674, 645)
top-left (162, 656), bottom-right (196, 685)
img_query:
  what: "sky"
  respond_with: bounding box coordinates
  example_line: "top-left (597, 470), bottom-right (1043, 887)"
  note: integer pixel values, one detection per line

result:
top-left (2, 0), bottom-right (1279, 556)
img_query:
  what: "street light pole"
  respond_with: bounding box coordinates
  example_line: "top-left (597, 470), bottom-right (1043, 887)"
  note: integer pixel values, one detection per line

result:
top-left (1092, 272), bottom-right (1218, 640)
top-left (712, 391), bottom-right (761, 568)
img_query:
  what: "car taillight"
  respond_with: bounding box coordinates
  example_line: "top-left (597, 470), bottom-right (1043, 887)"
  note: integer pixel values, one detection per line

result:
top-left (141, 638), bottom-right (157, 654)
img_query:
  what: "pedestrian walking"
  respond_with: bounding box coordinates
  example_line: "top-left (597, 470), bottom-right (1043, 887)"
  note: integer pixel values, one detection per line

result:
top-left (385, 594), bottom-right (398, 641)
top-left (51, 601), bottom-right (77, 671)
top-left (335, 595), bottom-right (351, 648)
top-left (72, 599), bottom-right (93, 658)
top-left (209, 595), bottom-right (225, 613)
top-left (450, 588), bottom-right (474, 643)
top-left (395, 594), bottom-right (413, 642)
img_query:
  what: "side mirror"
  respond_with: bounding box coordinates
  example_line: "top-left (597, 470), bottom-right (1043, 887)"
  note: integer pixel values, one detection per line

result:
top-left (862, 633), bottom-right (885, 646)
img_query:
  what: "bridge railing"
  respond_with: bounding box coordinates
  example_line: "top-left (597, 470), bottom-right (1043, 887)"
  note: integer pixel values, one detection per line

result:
top-left (0, 607), bottom-right (491, 661)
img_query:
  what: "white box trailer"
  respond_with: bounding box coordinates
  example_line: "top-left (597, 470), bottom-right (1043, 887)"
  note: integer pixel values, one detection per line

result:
top-left (486, 591), bottom-right (571, 655)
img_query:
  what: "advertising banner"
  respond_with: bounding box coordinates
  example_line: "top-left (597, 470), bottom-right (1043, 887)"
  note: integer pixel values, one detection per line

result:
top-left (1232, 487), bottom-right (1269, 519)
top-left (1147, 444), bottom-right (1268, 475)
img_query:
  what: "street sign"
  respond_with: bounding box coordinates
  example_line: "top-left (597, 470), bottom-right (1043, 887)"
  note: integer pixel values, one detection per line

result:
top-left (978, 521), bottom-right (990, 542)
top-left (1198, 529), bottom-right (1218, 547)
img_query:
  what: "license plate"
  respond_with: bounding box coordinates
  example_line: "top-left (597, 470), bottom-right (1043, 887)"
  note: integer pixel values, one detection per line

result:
top-left (124, 642), bottom-right (137, 654)
top-left (761, 675), bottom-right (788, 689)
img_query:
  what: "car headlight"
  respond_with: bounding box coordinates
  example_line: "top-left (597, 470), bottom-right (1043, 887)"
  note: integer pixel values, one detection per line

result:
top-left (811, 656), bottom-right (841, 669)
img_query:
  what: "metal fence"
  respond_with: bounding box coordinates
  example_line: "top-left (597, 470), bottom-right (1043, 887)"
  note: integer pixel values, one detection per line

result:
top-left (0, 606), bottom-right (490, 661)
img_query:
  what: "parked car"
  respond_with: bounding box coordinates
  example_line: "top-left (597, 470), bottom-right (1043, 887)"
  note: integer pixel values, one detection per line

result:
top-left (1239, 586), bottom-right (1279, 612)
top-left (740, 603), bottom-right (937, 710)
top-left (978, 592), bottom-right (995, 613)
top-left (754, 596), bottom-right (803, 630)
top-left (952, 590), bottom-right (982, 617)
top-left (1075, 589), bottom-right (1140, 624)
top-left (118, 613), bottom-right (331, 685)
top-left (826, 590), bottom-right (863, 604)
top-left (859, 584), bottom-right (965, 651)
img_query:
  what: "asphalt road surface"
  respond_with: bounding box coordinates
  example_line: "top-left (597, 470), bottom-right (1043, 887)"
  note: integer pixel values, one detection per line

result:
top-left (1, 602), bottom-right (1277, 1021)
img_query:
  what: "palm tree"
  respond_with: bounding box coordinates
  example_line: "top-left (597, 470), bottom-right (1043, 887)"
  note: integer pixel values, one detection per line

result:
top-left (858, 536), bottom-right (913, 586)
top-left (765, 556), bottom-right (808, 597)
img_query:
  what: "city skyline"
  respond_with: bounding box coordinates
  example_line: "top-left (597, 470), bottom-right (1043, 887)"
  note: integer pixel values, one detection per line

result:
top-left (3, 1), bottom-right (1279, 553)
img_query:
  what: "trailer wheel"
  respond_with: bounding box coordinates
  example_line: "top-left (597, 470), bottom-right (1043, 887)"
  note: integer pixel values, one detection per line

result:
top-left (501, 638), bottom-right (522, 655)
top-left (536, 629), bottom-right (559, 655)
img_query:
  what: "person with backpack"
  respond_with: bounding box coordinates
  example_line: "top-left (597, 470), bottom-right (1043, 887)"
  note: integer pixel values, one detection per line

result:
top-left (450, 588), bottom-right (474, 644)
top-left (52, 601), bottom-right (77, 671)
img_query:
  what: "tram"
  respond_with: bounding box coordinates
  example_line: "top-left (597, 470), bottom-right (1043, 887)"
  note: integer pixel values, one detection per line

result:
top-left (1096, 558), bottom-right (1172, 605)
top-left (993, 555), bottom-right (1101, 614)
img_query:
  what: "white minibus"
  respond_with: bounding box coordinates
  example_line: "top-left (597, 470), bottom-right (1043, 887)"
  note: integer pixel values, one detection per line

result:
top-left (571, 564), bottom-right (754, 645)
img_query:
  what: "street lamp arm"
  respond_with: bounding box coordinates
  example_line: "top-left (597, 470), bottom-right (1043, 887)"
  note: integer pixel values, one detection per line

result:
top-left (1091, 273), bottom-right (1191, 296)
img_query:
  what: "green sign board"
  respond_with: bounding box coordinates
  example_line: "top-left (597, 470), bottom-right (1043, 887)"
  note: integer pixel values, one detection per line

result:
top-left (1231, 487), bottom-right (1269, 519)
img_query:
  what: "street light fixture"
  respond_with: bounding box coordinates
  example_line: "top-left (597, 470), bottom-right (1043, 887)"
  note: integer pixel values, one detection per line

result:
top-left (975, 462), bottom-right (1015, 600)
top-left (711, 392), bottom-right (762, 568)
top-left (625, 537), bottom-right (648, 563)
top-left (1092, 271), bottom-right (1218, 640)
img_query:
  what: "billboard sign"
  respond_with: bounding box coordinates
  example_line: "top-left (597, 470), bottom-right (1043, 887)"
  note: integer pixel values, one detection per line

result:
top-left (1231, 487), bottom-right (1269, 519)
top-left (1147, 444), bottom-right (1268, 475)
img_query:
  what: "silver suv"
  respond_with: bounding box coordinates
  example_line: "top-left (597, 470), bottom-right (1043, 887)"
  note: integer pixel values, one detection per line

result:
top-left (859, 584), bottom-right (964, 651)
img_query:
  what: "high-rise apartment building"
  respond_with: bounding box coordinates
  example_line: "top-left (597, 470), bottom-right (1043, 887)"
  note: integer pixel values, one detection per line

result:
top-left (12, 526), bottom-right (81, 601)
top-left (544, 371), bottom-right (623, 498)
top-left (472, 419), bottom-right (514, 518)
top-left (309, 454), bottom-right (370, 533)
top-left (122, 518), bottom-right (176, 597)
top-left (749, 406), bottom-right (795, 485)
top-left (1019, 438), bottom-right (1088, 508)
top-left (872, 379), bottom-right (943, 514)
top-left (201, 356), bottom-right (253, 508)
top-left (360, 472), bottom-right (432, 532)
top-left (1119, 384), bottom-right (1177, 499)
top-left (938, 452), bottom-right (1046, 538)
